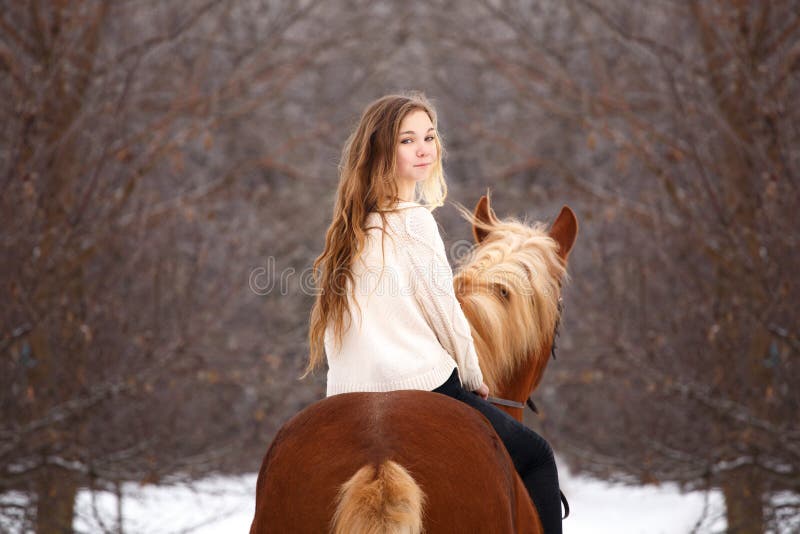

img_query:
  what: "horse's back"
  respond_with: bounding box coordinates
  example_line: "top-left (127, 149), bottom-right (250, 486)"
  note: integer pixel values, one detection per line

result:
top-left (251, 390), bottom-right (541, 533)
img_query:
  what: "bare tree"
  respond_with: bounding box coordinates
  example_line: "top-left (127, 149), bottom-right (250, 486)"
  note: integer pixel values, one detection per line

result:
top-left (422, 1), bottom-right (800, 532)
top-left (5, 0), bottom-right (796, 532)
top-left (0, 0), bottom-right (398, 531)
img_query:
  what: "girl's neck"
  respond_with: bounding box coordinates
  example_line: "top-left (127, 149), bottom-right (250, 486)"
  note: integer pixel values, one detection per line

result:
top-left (396, 181), bottom-right (416, 202)
top-left (374, 197), bottom-right (420, 213)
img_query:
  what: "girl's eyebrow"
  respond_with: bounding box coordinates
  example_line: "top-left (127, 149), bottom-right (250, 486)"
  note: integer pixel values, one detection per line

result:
top-left (399, 127), bottom-right (435, 135)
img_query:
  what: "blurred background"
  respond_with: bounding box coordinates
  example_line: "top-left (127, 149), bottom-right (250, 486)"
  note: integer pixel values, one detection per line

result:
top-left (1, 0), bottom-right (798, 532)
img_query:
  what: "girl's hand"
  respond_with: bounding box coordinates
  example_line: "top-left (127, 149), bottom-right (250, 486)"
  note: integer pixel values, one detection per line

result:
top-left (474, 383), bottom-right (490, 400)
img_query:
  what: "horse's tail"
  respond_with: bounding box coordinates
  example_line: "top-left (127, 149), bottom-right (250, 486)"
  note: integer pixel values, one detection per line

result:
top-left (331, 460), bottom-right (426, 534)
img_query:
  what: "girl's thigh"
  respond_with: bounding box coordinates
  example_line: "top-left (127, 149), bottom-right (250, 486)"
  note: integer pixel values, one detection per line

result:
top-left (447, 388), bottom-right (524, 443)
top-left (445, 387), bottom-right (552, 468)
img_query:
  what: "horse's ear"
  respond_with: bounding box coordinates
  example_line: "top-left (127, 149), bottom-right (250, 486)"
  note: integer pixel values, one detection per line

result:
top-left (473, 192), bottom-right (500, 243)
top-left (549, 205), bottom-right (578, 261)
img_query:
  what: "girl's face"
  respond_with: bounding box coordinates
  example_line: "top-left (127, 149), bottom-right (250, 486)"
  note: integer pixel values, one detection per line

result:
top-left (394, 110), bottom-right (438, 198)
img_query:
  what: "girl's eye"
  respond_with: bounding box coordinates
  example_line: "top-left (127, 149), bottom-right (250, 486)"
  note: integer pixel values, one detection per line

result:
top-left (400, 136), bottom-right (436, 144)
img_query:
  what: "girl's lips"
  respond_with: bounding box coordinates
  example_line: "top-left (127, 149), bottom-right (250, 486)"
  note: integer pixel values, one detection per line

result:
top-left (414, 163), bottom-right (431, 167)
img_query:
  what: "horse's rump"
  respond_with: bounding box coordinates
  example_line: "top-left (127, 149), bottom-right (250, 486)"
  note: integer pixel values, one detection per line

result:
top-left (250, 390), bottom-right (542, 533)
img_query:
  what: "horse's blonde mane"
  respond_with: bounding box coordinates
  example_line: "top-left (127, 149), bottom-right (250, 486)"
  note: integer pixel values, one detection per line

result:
top-left (453, 207), bottom-right (567, 391)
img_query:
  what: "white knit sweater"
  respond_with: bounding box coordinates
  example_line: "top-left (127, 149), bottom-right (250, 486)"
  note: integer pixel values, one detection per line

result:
top-left (324, 201), bottom-right (484, 396)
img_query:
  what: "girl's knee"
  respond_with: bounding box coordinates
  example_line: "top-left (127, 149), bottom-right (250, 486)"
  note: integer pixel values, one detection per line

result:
top-left (522, 430), bottom-right (556, 469)
top-left (538, 434), bottom-right (555, 460)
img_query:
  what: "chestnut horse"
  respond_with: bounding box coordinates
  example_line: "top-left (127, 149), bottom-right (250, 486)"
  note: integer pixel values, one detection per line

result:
top-left (251, 195), bottom-right (578, 533)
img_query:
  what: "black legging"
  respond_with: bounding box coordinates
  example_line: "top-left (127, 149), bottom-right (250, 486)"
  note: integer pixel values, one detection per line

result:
top-left (432, 369), bottom-right (563, 534)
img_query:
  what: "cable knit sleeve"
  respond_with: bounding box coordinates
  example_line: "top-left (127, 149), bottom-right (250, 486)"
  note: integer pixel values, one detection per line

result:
top-left (395, 208), bottom-right (485, 391)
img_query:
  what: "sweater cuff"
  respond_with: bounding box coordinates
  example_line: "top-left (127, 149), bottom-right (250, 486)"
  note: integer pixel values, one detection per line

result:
top-left (461, 370), bottom-right (484, 392)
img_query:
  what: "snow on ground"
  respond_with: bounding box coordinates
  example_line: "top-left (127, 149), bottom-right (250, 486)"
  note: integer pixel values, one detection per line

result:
top-left (0, 457), bottom-right (733, 533)
top-left (73, 474), bottom-right (258, 534)
top-left (66, 458), bottom-right (730, 533)
top-left (557, 462), bottom-right (726, 534)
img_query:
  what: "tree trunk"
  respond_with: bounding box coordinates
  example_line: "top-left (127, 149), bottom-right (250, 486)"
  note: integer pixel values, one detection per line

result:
top-left (722, 467), bottom-right (764, 534)
top-left (36, 466), bottom-right (78, 534)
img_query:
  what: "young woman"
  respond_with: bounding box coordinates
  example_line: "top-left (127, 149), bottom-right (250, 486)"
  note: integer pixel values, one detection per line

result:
top-left (306, 92), bottom-right (563, 533)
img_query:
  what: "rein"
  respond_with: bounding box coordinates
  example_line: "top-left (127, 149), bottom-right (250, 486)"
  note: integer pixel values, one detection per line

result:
top-left (487, 396), bottom-right (539, 414)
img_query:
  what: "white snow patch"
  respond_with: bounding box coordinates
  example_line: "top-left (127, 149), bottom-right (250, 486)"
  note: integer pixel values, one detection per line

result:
top-left (558, 460), bottom-right (726, 534)
top-left (73, 475), bottom-right (258, 534)
top-left (8, 457), bottom-right (781, 534)
top-left (59, 458), bottom-right (728, 534)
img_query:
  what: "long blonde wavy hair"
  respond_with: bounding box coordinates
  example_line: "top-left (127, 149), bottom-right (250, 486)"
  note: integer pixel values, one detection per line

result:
top-left (305, 92), bottom-right (448, 376)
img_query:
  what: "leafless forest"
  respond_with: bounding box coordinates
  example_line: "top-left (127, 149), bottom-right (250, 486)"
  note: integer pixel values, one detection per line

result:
top-left (1, 1), bottom-right (798, 533)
